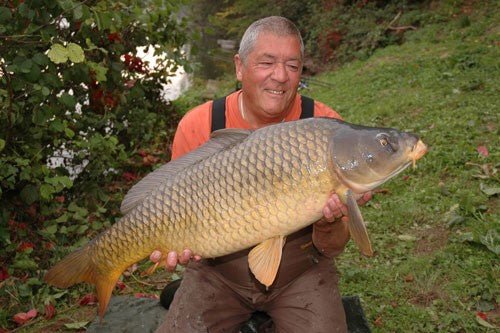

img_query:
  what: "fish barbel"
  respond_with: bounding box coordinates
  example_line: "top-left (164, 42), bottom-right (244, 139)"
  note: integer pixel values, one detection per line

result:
top-left (45, 118), bottom-right (427, 318)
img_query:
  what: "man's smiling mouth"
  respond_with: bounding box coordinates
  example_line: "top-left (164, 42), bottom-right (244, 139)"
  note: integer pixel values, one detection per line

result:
top-left (266, 89), bottom-right (285, 95)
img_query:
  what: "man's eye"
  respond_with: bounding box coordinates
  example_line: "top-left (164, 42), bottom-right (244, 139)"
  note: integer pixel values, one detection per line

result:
top-left (287, 65), bottom-right (299, 71)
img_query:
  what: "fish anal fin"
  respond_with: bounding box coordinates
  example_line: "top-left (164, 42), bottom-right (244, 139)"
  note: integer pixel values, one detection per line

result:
top-left (95, 270), bottom-right (122, 321)
top-left (343, 189), bottom-right (374, 257)
top-left (248, 236), bottom-right (286, 288)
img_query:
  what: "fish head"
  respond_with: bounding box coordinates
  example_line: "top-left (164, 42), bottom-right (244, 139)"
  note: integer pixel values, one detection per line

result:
top-left (330, 123), bottom-right (427, 193)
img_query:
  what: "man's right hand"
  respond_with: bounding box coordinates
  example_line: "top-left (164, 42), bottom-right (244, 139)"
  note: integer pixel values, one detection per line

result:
top-left (150, 249), bottom-right (201, 271)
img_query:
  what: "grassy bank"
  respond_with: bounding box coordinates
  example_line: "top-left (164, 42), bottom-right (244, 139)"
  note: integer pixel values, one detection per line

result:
top-left (305, 3), bottom-right (499, 332)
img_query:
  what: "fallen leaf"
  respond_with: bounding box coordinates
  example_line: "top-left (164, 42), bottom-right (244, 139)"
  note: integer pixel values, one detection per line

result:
top-left (17, 241), bottom-right (35, 252)
top-left (475, 313), bottom-right (496, 328)
top-left (398, 234), bottom-right (417, 241)
top-left (122, 172), bottom-right (138, 182)
top-left (374, 315), bottom-right (383, 327)
top-left (143, 154), bottom-right (160, 166)
top-left (64, 321), bottom-right (89, 330)
top-left (480, 183), bottom-right (500, 196)
top-left (404, 274), bottom-right (415, 282)
top-left (476, 311), bottom-right (487, 320)
top-left (79, 293), bottom-right (97, 306)
top-left (477, 145), bottom-right (489, 157)
top-left (13, 309), bottom-right (38, 325)
top-left (44, 303), bottom-right (56, 319)
top-left (115, 281), bottom-right (126, 291)
top-left (0, 267), bottom-right (9, 281)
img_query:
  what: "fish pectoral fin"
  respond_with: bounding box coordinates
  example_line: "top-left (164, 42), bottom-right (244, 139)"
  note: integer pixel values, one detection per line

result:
top-left (345, 189), bottom-right (374, 257)
top-left (248, 236), bottom-right (286, 288)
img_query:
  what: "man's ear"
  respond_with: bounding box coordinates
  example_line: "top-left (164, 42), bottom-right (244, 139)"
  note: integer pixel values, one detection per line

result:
top-left (234, 54), bottom-right (243, 81)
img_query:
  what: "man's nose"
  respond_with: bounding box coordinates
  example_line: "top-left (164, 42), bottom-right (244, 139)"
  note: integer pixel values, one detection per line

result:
top-left (271, 63), bottom-right (288, 83)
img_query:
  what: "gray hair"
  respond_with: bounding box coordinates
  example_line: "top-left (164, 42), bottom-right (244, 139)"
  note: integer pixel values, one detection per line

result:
top-left (238, 16), bottom-right (304, 63)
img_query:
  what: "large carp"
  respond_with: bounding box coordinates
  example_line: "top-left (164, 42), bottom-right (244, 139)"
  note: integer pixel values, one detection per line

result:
top-left (45, 117), bottom-right (427, 318)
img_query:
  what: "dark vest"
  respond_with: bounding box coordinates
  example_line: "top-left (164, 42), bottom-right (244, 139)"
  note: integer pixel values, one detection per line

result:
top-left (210, 95), bottom-right (315, 132)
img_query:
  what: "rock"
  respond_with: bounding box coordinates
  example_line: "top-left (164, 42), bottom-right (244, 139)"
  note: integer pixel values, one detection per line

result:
top-left (87, 296), bottom-right (166, 333)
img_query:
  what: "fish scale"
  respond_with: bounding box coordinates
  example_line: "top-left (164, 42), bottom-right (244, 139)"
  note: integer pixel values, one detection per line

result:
top-left (44, 117), bottom-right (427, 318)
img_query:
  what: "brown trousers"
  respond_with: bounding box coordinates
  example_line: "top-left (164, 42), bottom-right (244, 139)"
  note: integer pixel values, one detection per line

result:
top-left (156, 228), bottom-right (347, 333)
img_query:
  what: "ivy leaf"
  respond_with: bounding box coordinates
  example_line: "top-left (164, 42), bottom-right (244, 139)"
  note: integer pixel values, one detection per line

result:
top-left (45, 224), bottom-right (58, 235)
top-left (0, 7), bottom-right (12, 23)
top-left (0, 138), bottom-right (5, 152)
top-left (20, 185), bottom-right (39, 205)
top-left (88, 61), bottom-right (108, 82)
top-left (20, 59), bottom-right (33, 73)
top-left (67, 43), bottom-right (85, 63)
top-left (40, 183), bottom-right (55, 200)
top-left (12, 258), bottom-right (38, 270)
top-left (65, 127), bottom-right (75, 138)
top-left (59, 93), bottom-right (76, 108)
top-left (73, 4), bottom-right (83, 20)
top-left (48, 44), bottom-right (68, 64)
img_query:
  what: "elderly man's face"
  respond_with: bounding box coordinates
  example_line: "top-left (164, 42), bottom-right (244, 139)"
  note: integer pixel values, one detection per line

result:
top-left (235, 32), bottom-right (302, 121)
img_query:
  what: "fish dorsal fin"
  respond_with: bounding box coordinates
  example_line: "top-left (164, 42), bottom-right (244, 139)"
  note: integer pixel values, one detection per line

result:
top-left (248, 235), bottom-right (286, 288)
top-left (340, 188), bottom-right (373, 257)
top-left (120, 129), bottom-right (251, 214)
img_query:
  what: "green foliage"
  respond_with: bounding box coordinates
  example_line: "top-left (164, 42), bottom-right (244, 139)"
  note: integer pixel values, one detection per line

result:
top-left (0, 0), bottom-right (187, 329)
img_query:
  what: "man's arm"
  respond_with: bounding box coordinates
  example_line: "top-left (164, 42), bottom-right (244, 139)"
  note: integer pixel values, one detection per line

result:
top-left (313, 192), bottom-right (372, 257)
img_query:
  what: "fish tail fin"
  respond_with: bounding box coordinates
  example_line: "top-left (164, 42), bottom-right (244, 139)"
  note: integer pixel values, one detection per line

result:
top-left (44, 245), bottom-right (121, 320)
top-left (44, 246), bottom-right (94, 287)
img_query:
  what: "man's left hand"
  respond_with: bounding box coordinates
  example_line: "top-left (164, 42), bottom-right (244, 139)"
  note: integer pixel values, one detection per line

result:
top-left (312, 191), bottom-right (372, 257)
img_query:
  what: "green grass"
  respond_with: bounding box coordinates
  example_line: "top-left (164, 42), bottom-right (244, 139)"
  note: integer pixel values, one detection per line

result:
top-left (304, 3), bottom-right (499, 332)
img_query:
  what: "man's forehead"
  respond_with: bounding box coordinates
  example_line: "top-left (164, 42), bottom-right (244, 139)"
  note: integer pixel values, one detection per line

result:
top-left (250, 34), bottom-right (302, 61)
top-left (257, 53), bottom-right (301, 62)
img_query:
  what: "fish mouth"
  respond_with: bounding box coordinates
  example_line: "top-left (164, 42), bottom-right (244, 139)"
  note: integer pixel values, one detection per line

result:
top-left (409, 139), bottom-right (428, 168)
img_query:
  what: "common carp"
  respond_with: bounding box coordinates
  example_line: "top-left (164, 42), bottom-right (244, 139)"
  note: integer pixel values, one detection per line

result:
top-left (45, 117), bottom-right (427, 318)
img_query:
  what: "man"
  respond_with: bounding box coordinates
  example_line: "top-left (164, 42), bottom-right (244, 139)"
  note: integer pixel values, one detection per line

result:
top-left (154, 16), bottom-right (371, 333)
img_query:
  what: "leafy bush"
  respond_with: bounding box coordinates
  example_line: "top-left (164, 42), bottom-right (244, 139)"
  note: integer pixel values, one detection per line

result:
top-left (0, 0), bottom-right (187, 328)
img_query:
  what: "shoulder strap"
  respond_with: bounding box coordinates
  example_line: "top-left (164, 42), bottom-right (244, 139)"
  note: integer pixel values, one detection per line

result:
top-left (211, 96), bottom-right (227, 132)
top-left (211, 95), bottom-right (314, 132)
top-left (300, 95), bottom-right (315, 119)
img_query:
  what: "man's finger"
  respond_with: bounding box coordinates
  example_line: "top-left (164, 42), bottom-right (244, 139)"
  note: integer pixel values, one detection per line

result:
top-left (179, 249), bottom-right (192, 264)
top-left (149, 250), bottom-right (162, 263)
top-left (330, 195), bottom-right (347, 217)
top-left (166, 251), bottom-right (178, 271)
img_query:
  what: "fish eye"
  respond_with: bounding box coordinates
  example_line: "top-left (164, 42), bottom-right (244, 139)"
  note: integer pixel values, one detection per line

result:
top-left (379, 138), bottom-right (388, 146)
top-left (376, 133), bottom-right (396, 152)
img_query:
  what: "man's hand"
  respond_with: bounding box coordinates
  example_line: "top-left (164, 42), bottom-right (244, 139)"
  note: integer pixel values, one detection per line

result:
top-left (313, 191), bottom-right (372, 257)
top-left (150, 249), bottom-right (201, 272)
